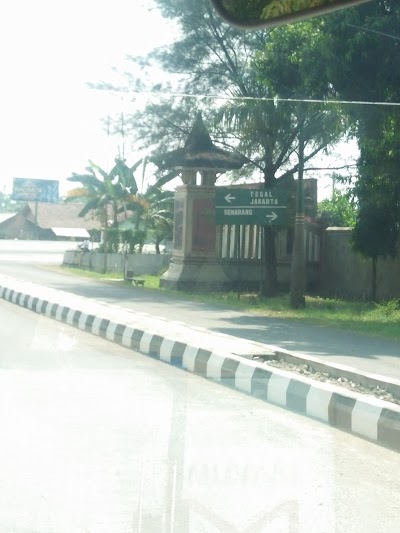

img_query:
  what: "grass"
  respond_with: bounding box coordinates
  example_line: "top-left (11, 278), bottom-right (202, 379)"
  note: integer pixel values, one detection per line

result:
top-left (59, 266), bottom-right (400, 341)
top-left (59, 268), bottom-right (124, 281)
top-left (59, 266), bottom-right (161, 286)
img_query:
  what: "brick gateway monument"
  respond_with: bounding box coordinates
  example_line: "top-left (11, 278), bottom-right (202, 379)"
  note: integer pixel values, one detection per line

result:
top-left (153, 113), bottom-right (246, 290)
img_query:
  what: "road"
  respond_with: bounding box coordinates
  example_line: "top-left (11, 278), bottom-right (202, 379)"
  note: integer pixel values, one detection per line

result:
top-left (1, 239), bottom-right (400, 380)
top-left (1, 298), bottom-right (400, 532)
top-left (0, 239), bottom-right (75, 264)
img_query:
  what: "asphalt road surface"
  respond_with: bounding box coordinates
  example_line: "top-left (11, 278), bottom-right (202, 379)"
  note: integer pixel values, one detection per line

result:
top-left (0, 298), bottom-right (400, 532)
top-left (1, 239), bottom-right (400, 380)
top-left (0, 239), bottom-right (74, 264)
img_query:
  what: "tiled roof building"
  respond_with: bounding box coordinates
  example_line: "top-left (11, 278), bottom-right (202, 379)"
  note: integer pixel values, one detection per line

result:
top-left (0, 202), bottom-right (101, 240)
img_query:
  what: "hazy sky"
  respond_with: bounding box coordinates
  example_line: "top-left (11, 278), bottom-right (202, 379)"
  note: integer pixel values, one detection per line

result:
top-left (0, 0), bottom-right (174, 195)
top-left (0, 0), bottom-right (356, 200)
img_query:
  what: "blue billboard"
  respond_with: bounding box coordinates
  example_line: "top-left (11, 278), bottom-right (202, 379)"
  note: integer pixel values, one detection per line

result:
top-left (12, 178), bottom-right (59, 203)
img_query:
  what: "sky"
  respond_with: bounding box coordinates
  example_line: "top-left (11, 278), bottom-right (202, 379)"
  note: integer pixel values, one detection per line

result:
top-left (0, 0), bottom-right (175, 196)
top-left (0, 0), bottom-right (356, 201)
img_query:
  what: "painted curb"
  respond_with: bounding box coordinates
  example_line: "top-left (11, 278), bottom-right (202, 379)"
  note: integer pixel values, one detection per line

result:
top-left (1, 276), bottom-right (399, 453)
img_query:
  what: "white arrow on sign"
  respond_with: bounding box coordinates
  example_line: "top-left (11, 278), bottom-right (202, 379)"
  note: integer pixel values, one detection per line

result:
top-left (266, 212), bottom-right (278, 222)
top-left (224, 193), bottom-right (236, 203)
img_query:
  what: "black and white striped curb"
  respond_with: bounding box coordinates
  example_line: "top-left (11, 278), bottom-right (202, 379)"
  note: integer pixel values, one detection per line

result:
top-left (1, 274), bottom-right (399, 453)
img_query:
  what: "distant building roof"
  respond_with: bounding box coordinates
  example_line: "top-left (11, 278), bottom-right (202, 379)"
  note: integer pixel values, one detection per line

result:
top-left (0, 213), bottom-right (17, 224)
top-left (22, 202), bottom-right (101, 230)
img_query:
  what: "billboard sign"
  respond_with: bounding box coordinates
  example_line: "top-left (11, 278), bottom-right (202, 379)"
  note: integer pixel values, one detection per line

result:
top-left (12, 178), bottom-right (59, 203)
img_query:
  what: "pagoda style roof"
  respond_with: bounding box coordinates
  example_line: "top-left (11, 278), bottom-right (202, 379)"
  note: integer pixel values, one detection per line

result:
top-left (152, 113), bottom-right (247, 171)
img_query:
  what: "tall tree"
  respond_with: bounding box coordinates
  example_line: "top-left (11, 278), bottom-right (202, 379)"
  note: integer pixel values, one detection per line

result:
top-left (122, 186), bottom-right (174, 254)
top-left (351, 111), bottom-right (400, 300)
top-left (318, 189), bottom-right (357, 227)
top-left (66, 158), bottom-right (139, 227)
top-left (0, 191), bottom-right (23, 213)
top-left (247, 20), bottom-right (347, 299)
top-left (94, 1), bottom-right (348, 294)
top-left (66, 158), bottom-right (139, 271)
top-left (318, 1), bottom-right (400, 283)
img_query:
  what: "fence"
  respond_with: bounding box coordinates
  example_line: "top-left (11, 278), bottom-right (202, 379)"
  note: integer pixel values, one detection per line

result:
top-left (217, 223), bottom-right (320, 263)
top-left (319, 228), bottom-right (400, 300)
top-left (63, 250), bottom-right (171, 276)
top-left (216, 222), bottom-right (321, 289)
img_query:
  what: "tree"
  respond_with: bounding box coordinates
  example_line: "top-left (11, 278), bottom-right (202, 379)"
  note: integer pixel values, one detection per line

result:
top-left (66, 158), bottom-right (139, 271)
top-left (66, 158), bottom-right (139, 225)
top-left (93, 1), bottom-right (348, 295)
top-left (0, 191), bottom-right (23, 213)
top-left (251, 21), bottom-right (348, 304)
top-left (122, 186), bottom-right (174, 254)
top-left (318, 1), bottom-right (400, 278)
top-left (318, 190), bottom-right (357, 227)
top-left (351, 120), bottom-right (400, 300)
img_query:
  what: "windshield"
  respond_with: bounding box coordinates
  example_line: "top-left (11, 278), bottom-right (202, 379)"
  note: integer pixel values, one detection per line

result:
top-left (1, 1), bottom-right (400, 532)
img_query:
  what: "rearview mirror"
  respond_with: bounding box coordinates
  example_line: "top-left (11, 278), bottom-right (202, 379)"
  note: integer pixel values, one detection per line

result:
top-left (210, 0), bottom-right (372, 29)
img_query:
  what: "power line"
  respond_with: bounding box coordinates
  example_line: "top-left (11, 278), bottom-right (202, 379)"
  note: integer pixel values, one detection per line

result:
top-left (127, 90), bottom-right (400, 107)
top-left (347, 24), bottom-right (400, 42)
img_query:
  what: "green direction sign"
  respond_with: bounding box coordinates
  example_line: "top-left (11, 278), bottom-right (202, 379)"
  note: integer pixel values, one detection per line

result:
top-left (215, 187), bottom-right (287, 225)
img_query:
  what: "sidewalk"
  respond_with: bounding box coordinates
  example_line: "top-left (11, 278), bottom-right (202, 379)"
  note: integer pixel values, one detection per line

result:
top-left (6, 264), bottom-right (400, 382)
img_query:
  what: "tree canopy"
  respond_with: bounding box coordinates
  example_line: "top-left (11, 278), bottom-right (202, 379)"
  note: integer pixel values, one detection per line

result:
top-left (0, 191), bottom-right (23, 213)
top-left (66, 158), bottom-right (139, 228)
top-left (318, 190), bottom-right (357, 227)
top-left (91, 0), bottom-right (400, 296)
top-left (93, 1), bottom-right (353, 293)
top-left (318, 2), bottom-right (400, 263)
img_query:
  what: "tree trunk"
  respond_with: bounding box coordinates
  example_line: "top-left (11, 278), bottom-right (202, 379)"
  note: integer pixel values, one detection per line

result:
top-left (290, 214), bottom-right (305, 308)
top-left (112, 200), bottom-right (119, 228)
top-left (102, 210), bottom-right (108, 274)
top-left (290, 122), bottom-right (306, 309)
top-left (260, 226), bottom-right (277, 296)
top-left (260, 168), bottom-right (278, 296)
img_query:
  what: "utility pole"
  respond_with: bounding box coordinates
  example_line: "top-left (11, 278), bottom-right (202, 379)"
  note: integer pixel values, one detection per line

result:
top-left (119, 100), bottom-right (129, 279)
top-left (102, 211), bottom-right (108, 275)
top-left (290, 121), bottom-right (306, 309)
top-left (34, 200), bottom-right (39, 240)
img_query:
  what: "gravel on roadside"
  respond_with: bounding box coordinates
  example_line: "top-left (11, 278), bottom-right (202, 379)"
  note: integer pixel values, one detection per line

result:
top-left (253, 356), bottom-right (400, 406)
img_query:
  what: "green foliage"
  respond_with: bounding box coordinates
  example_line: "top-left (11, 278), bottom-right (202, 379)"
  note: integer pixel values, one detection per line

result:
top-left (100, 1), bottom-right (345, 187)
top-left (255, 20), bottom-right (331, 99)
top-left (67, 156), bottom-right (173, 253)
top-left (121, 229), bottom-right (146, 253)
top-left (318, 190), bottom-right (357, 227)
top-left (60, 265), bottom-right (400, 341)
top-left (322, 2), bottom-right (400, 104)
top-left (92, 0), bottom-right (400, 293)
top-left (91, 0), bottom-right (352, 294)
top-left (122, 186), bottom-right (174, 252)
top-left (66, 157), bottom-right (139, 229)
top-left (319, 2), bottom-right (400, 261)
top-left (98, 228), bottom-right (146, 254)
top-left (105, 227), bottom-right (121, 253)
top-left (374, 299), bottom-right (400, 318)
top-left (0, 191), bottom-right (24, 213)
top-left (251, 19), bottom-right (348, 182)
top-left (351, 109), bottom-right (400, 261)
